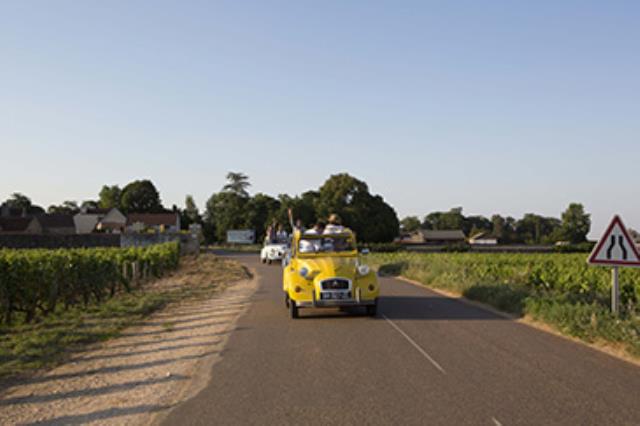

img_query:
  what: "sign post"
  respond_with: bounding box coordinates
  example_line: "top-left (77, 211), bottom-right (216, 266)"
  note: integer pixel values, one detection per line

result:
top-left (611, 267), bottom-right (619, 314)
top-left (587, 215), bottom-right (640, 315)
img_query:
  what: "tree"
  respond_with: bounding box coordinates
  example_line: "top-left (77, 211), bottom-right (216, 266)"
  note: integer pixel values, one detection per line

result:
top-left (6, 193), bottom-right (33, 211)
top-left (3, 193), bottom-right (44, 215)
top-left (180, 195), bottom-right (202, 230)
top-left (81, 200), bottom-right (99, 210)
top-left (515, 214), bottom-right (561, 244)
top-left (99, 185), bottom-right (122, 209)
top-left (205, 191), bottom-right (249, 241)
top-left (466, 215), bottom-right (492, 237)
top-left (424, 208), bottom-right (465, 231)
top-left (246, 193), bottom-right (281, 241)
top-left (120, 180), bottom-right (163, 213)
top-left (316, 173), bottom-right (399, 242)
top-left (276, 191), bottom-right (319, 230)
top-left (560, 203), bottom-right (591, 243)
top-left (400, 216), bottom-right (421, 233)
top-left (47, 200), bottom-right (80, 214)
top-left (223, 172), bottom-right (251, 197)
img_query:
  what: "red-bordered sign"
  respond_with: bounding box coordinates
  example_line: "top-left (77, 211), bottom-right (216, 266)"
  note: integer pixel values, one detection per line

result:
top-left (588, 215), bottom-right (640, 267)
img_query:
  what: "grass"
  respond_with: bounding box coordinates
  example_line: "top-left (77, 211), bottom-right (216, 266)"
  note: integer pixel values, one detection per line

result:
top-left (0, 254), bottom-right (250, 379)
top-left (369, 252), bottom-right (640, 358)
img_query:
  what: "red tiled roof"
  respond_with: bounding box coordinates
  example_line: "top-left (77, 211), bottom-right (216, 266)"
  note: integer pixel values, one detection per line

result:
top-left (35, 214), bottom-right (75, 229)
top-left (0, 217), bottom-right (33, 232)
top-left (126, 213), bottom-right (178, 226)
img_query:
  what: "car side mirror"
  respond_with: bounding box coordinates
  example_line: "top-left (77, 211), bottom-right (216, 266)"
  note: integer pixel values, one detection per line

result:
top-left (361, 248), bottom-right (370, 255)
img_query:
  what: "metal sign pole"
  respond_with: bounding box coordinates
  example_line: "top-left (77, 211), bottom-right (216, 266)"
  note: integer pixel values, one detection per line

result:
top-left (611, 266), bottom-right (619, 315)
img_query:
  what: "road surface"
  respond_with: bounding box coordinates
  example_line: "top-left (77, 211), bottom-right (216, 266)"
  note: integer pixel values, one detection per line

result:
top-left (162, 254), bottom-right (640, 425)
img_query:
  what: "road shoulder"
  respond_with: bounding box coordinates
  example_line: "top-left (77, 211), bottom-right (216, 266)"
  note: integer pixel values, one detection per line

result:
top-left (0, 266), bottom-right (258, 425)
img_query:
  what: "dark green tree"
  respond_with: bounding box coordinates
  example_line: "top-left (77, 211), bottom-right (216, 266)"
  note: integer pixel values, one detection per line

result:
top-left (560, 203), bottom-right (591, 243)
top-left (246, 193), bottom-right (281, 241)
top-left (180, 195), bottom-right (202, 230)
top-left (98, 185), bottom-right (122, 209)
top-left (3, 193), bottom-right (44, 215)
top-left (81, 200), bottom-right (99, 210)
top-left (6, 193), bottom-right (32, 210)
top-left (205, 191), bottom-right (249, 241)
top-left (316, 173), bottom-right (399, 242)
top-left (47, 200), bottom-right (80, 214)
top-left (400, 216), bottom-right (421, 233)
top-left (424, 208), bottom-right (465, 231)
top-left (515, 214), bottom-right (561, 244)
top-left (120, 180), bottom-right (163, 213)
top-left (223, 172), bottom-right (251, 197)
top-left (276, 191), bottom-right (319, 230)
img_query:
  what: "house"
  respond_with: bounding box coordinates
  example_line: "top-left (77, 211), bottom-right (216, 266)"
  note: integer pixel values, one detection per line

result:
top-left (74, 208), bottom-right (109, 234)
top-left (469, 231), bottom-right (499, 246)
top-left (33, 214), bottom-right (76, 235)
top-left (0, 217), bottom-right (41, 234)
top-left (397, 229), bottom-right (467, 245)
top-left (74, 207), bottom-right (126, 234)
top-left (126, 213), bottom-right (180, 233)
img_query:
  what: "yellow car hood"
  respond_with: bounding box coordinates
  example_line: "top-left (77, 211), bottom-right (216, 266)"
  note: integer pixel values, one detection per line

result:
top-left (297, 256), bottom-right (358, 280)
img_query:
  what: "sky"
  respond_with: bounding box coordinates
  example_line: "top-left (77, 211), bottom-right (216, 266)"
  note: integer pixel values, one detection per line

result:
top-left (1, 0), bottom-right (639, 237)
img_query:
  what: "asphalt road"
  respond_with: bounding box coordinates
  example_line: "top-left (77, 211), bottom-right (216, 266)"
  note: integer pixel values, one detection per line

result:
top-left (163, 254), bottom-right (640, 426)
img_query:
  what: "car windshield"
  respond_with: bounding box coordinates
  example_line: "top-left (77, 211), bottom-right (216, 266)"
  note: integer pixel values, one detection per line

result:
top-left (298, 236), bottom-right (355, 254)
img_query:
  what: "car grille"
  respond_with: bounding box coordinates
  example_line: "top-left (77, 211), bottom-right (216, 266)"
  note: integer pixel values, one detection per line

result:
top-left (321, 278), bottom-right (350, 290)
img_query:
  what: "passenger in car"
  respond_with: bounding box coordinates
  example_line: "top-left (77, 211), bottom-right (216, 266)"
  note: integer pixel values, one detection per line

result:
top-left (300, 220), bottom-right (326, 253)
top-left (324, 214), bottom-right (344, 234)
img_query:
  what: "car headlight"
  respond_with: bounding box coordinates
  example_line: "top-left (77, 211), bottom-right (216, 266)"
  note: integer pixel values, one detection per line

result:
top-left (299, 267), bottom-right (309, 279)
top-left (357, 265), bottom-right (370, 276)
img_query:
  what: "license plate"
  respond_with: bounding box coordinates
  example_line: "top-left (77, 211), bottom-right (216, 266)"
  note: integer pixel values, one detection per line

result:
top-left (322, 291), bottom-right (349, 300)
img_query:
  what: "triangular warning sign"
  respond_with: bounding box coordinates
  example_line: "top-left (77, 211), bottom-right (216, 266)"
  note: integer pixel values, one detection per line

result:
top-left (588, 215), bottom-right (640, 267)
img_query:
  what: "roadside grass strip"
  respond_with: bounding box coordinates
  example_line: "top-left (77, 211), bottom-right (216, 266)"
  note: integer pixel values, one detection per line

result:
top-left (371, 252), bottom-right (640, 359)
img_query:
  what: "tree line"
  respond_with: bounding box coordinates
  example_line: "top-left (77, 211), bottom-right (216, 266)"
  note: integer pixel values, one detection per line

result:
top-left (4, 175), bottom-right (600, 245)
top-left (400, 204), bottom-right (592, 244)
top-left (2, 173), bottom-right (400, 243)
top-left (196, 172), bottom-right (399, 243)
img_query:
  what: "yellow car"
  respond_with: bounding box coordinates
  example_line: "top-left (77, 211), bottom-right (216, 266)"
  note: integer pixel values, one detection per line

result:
top-left (283, 228), bottom-right (379, 318)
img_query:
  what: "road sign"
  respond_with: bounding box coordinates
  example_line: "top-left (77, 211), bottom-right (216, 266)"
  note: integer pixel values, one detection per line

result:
top-left (588, 215), bottom-right (640, 267)
top-left (587, 215), bottom-right (640, 315)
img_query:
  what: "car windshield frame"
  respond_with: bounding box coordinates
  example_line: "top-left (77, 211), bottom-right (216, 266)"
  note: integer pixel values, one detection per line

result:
top-left (296, 233), bottom-right (357, 257)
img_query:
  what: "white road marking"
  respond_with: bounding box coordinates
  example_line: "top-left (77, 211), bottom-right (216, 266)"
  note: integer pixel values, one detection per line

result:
top-left (382, 314), bottom-right (446, 374)
top-left (492, 417), bottom-right (503, 426)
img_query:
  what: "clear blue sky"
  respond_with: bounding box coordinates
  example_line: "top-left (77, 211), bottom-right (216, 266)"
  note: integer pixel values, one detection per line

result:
top-left (1, 1), bottom-right (639, 237)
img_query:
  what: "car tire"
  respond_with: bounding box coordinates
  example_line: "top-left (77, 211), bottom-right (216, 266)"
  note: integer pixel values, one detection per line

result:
top-left (285, 293), bottom-right (290, 308)
top-left (289, 300), bottom-right (299, 319)
top-left (267, 259), bottom-right (272, 265)
top-left (366, 301), bottom-right (377, 317)
top-left (261, 257), bottom-right (266, 264)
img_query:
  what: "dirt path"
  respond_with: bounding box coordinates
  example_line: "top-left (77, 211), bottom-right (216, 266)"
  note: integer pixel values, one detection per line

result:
top-left (0, 266), bottom-right (258, 425)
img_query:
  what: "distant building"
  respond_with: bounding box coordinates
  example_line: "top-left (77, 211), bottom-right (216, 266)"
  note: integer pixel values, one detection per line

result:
top-left (0, 217), bottom-right (40, 234)
top-left (126, 213), bottom-right (180, 233)
top-left (397, 229), bottom-right (466, 245)
top-left (74, 207), bottom-right (127, 234)
top-left (33, 214), bottom-right (76, 235)
top-left (469, 232), bottom-right (499, 246)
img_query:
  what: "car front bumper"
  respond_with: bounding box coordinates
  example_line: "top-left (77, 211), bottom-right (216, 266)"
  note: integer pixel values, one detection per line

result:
top-left (295, 299), bottom-right (376, 308)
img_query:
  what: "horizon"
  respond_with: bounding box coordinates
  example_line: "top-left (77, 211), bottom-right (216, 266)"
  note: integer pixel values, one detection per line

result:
top-left (2, 1), bottom-right (639, 238)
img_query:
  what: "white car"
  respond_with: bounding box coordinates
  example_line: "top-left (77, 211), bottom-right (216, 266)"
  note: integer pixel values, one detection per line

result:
top-left (260, 243), bottom-right (288, 264)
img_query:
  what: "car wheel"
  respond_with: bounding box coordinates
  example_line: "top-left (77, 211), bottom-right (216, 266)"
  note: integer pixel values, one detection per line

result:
top-left (366, 300), bottom-right (378, 317)
top-left (261, 257), bottom-right (266, 264)
top-left (267, 259), bottom-right (272, 265)
top-left (285, 293), bottom-right (290, 308)
top-left (289, 300), bottom-right (299, 319)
